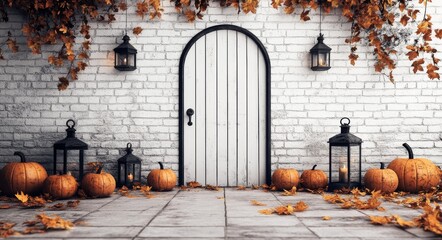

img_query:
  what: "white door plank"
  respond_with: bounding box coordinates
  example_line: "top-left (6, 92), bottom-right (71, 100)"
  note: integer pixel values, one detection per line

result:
top-left (217, 30), bottom-right (228, 186)
top-left (247, 38), bottom-right (260, 186)
top-left (258, 51), bottom-right (266, 185)
top-left (205, 32), bottom-right (218, 185)
top-left (227, 30), bottom-right (238, 186)
top-left (236, 32), bottom-right (248, 186)
top-left (183, 45), bottom-right (196, 183)
top-left (195, 37), bottom-right (206, 185)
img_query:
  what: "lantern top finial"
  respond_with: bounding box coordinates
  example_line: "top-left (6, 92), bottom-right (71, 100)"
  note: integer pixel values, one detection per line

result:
top-left (122, 35), bottom-right (130, 43)
top-left (118, 142), bottom-right (141, 164)
top-left (328, 117), bottom-right (362, 146)
top-left (317, 33), bottom-right (324, 43)
top-left (54, 119), bottom-right (88, 150)
top-left (125, 142), bottom-right (134, 154)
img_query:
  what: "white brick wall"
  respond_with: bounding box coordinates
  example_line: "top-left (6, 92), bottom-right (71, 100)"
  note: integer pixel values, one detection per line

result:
top-left (0, 0), bottom-right (442, 180)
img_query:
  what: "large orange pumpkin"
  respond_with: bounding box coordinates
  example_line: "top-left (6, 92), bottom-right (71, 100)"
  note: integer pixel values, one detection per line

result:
top-left (43, 172), bottom-right (78, 199)
top-left (364, 163), bottom-right (398, 194)
top-left (147, 162), bottom-right (177, 191)
top-left (272, 168), bottom-right (299, 191)
top-left (387, 143), bottom-right (440, 193)
top-left (300, 165), bottom-right (328, 190)
top-left (81, 167), bottom-right (116, 197)
top-left (0, 152), bottom-right (48, 196)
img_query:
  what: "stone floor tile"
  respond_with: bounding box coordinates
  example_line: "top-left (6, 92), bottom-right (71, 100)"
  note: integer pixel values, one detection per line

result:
top-left (299, 217), bottom-right (369, 227)
top-left (138, 226), bottom-right (225, 238)
top-left (11, 226), bottom-right (143, 238)
top-left (227, 216), bottom-right (302, 226)
top-left (309, 226), bottom-right (415, 238)
top-left (295, 209), bottom-right (367, 218)
top-left (226, 226), bottom-right (316, 238)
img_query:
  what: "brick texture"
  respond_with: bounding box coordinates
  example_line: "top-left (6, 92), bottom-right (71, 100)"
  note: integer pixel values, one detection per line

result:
top-left (0, 0), bottom-right (441, 180)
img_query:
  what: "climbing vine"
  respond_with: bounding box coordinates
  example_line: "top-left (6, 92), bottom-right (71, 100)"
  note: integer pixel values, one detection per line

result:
top-left (0, 0), bottom-right (440, 90)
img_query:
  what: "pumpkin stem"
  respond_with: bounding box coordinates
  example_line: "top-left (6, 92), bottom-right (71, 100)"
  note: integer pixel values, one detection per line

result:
top-left (158, 162), bottom-right (164, 170)
top-left (13, 152), bottom-right (26, 162)
top-left (380, 162), bottom-right (385, 169)
top-left (402, 143), bottom-right (414, 159)
top-left (312, 164), bottom-right (317, 170)
top-left (96, 166), bottom-right (103, 174)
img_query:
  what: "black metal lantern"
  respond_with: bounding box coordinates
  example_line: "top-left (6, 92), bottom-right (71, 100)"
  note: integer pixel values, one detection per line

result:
top-left (114, 35), bottom-right (137, 71)
top-left (53, 119), bottom-right (88, 180)
top-left (117, 143), bottom-right (142, 188)
top-left (328, 117), bottom-right (362, 191)
top-left (310, 34), bottom-right (331, 71)
top-left (310, 0), bottom-right (331, 71)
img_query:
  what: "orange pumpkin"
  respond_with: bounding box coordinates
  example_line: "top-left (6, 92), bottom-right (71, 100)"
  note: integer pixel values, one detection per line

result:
top-left (364, 163), bottom-right (398, 193)
top-left (300, 165), bottom-right (328, 190)
top-left (388, 143), bottom-right (440, 193)
top-left (81, 167), bottom-right (116, 197)
top-left (147, 162), bottom-right (177, 191)
top-left (0, 152), bottom-right (48, 196)
top-left (272, 168), bottom-right (299, 191)
top-left (43, 172), bottom-right (78, 199)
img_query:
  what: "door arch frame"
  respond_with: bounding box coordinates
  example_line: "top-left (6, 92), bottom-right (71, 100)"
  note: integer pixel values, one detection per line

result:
top-left (178, 24), bottom-right (271, 186)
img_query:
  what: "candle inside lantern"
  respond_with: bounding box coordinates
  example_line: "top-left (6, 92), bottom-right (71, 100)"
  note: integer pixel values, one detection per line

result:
top-left (128, 173), bottom-right (134, 183)
top-left (123, 57), bottom-right (127, 65)
top-left (339, 164), bottom-right (348, 183)
top-left (318, 56), bottom-right (326, 66)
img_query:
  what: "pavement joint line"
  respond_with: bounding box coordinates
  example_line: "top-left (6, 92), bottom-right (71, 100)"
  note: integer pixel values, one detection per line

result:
top-left (271, 190), bottom-right (320, 238)
top-left (133, 189), bottom-right (181, 238)
top-left (76, 194), bottom-right (123, 221)
top-left (223, 187), bottom-right (227, 240)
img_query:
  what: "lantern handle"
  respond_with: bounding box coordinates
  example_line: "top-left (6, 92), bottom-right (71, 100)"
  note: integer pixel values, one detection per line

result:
top-left (66, 119), bottom-right (76, 129)
top-left (127, 143), bottom-right (132, 149)
top-left (14, 151), bottom-right (26, 162)
top-left (340, 117), bottom-right (350, 126)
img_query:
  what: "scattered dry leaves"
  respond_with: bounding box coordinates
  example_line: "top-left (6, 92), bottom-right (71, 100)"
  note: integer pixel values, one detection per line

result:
top-left (259, 201), bottom-right (308, 215)
top-left (205, 185), bottom-right (221, 191)
top-left (250, 200), bottom-right (266, 206)
top-left (187, 181), bottom-right (202, 188)
top-left (237, 185), bottom-right (246, 190)
top-left (322, 216), bottom-right (332, 220)
top-left (282, 186), bottom-right (297, 196)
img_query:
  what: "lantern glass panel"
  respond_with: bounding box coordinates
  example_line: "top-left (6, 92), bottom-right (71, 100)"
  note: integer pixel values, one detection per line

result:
top-left (330, 145), bottom-right (361, 183)
top-left (119, 163), bottom-right (126, 184)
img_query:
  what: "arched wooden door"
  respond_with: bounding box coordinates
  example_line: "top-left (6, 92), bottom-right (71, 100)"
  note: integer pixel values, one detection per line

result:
top-left (179, 25), bottom-right (271, 187)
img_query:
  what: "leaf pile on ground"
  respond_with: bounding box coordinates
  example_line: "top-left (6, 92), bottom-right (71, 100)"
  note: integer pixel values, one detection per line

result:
top-left (250, 200), bottom-right (266, 206)
top-left (118, 185), bottom-right (155, 199)
top-left (47, 200), bottom-right (80, 211)
top-left (15, 192), bottom-right (48, 208)
top-left (258, 201), bottom-right (308, 215)
top-left (282, 186), bottom-right (297, 196)
top-left (322, 189), bottom-right (384, 211)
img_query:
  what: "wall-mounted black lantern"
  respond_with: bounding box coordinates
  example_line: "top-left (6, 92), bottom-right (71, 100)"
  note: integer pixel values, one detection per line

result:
top-left (310, 34), bottom-right (331, 71)
top-left (117, 143), bottom-right (142, 188)
top-left (53, 119), bottom-right (88, 180)
top-left (310, 0), bottom-right (331, 71)
top-left (328, 117), bottom-right (362, 191)
top-left (114, 35), bottom-right (137, 71)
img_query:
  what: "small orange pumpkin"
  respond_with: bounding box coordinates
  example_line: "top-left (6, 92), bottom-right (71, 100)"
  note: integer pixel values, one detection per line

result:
top-left (147, 162), bottom-right (177, 191)
top-left (388, 143), bottom-right (440, 193)
top-left (300, 165), bottom-right (328, 190)
top-left (0, 152), bottom-right (48, 196)
top-left (364, 163), bottom-right (398, 194)
top-left (272, 168), bottom-right (299, 191)
top-left (81, 167), bottom-right (116, 197)
top-left (43, 172), bottom-right (78, 199)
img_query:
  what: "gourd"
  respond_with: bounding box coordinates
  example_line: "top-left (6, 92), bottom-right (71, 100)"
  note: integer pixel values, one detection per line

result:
top-left (0, 152), bottom-right (48, 196)
top-left (43, 172), bottom-right (78, 199)
top-left (147, 162), bottom-right (177, 191)
top-left (81, 167), bottom-right (116, 197)
top-left (300, 165), bottom-right (328, 190)
top-left (387, 143), bottom-right (440, 193)
top-left (364, 163), bottom-right (398, 194)
top-left (272, 168), bottom-right (299, 191)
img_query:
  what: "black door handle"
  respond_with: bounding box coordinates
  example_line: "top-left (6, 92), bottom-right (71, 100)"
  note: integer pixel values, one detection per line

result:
top-left (186, 108), bottom-right (194, 126)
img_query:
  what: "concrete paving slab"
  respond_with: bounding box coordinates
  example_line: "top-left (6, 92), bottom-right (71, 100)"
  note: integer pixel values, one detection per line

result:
top-left (227, 216), bottom-right (302, 226)
top-left (138, 226), bottom-right (225, 238)
top-left (226, 226), bottom-right (316, 238)
top-left (309, 226), bottom-right (415, 238)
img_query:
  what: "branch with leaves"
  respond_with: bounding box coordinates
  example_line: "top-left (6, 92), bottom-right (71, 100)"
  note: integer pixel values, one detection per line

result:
top-left (272, 0), bottom-right (441, 82)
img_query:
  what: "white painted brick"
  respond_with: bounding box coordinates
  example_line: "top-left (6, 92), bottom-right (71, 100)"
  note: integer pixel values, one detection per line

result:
top-left (1, 1), bottom-right (442, 174)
